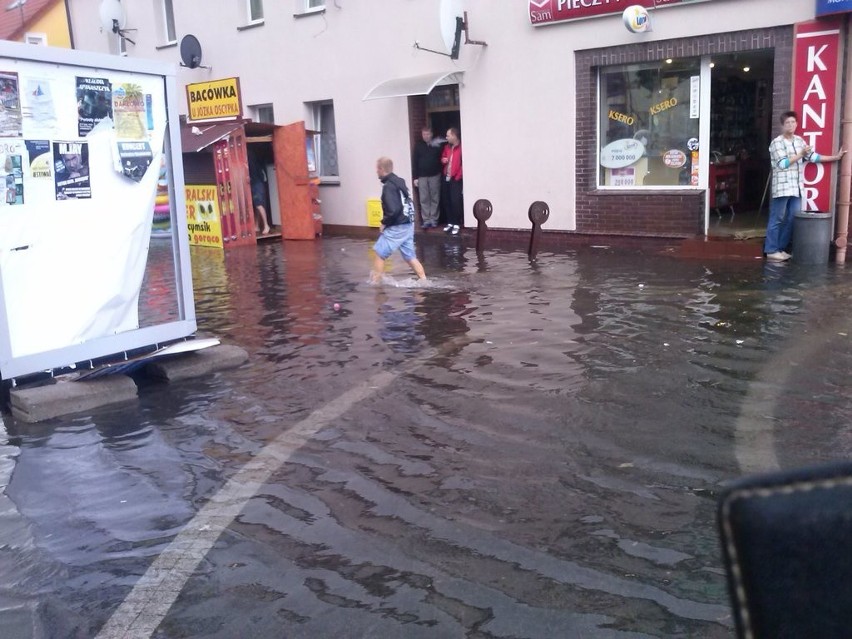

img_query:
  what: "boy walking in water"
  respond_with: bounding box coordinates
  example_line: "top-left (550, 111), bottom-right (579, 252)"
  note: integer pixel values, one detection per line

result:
top-left (371, 156), bottom-right (427, 283)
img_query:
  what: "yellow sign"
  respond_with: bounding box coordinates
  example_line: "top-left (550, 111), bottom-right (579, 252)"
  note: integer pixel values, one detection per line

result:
top-left (186, 184), bottom-right (224, 248)
top-left (186, 77), bottom-right (242, 122)
top-left (366, 198), bottom-right (382, 227)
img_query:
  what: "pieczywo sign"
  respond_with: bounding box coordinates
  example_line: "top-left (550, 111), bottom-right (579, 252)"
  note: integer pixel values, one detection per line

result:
top-left (528, 0), bottom-right (709, 26)
top-left (793, 19), bottom-right (841, 213)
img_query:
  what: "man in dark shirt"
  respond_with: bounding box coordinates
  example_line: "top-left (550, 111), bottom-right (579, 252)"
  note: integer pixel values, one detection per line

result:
top-left (371, 156), bottom-right (427, 283)
top-left (411, 126), bottom-right (444, 229)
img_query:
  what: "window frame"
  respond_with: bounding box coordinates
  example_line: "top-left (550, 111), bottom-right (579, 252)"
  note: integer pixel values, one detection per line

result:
top-left (161, 0), bottom-right (177, 44)
top-left (294, 0), bottom-right (325, 16)
top-left (307, 100), bottom-right (339, 183)
top-left (247, 0), bottom-right (264, 24)
top-left (251, 103), bottom-right (275, 124)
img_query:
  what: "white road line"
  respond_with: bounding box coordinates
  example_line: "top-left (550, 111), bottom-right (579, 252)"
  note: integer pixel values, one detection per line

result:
top-left (96, 369), bottom-right (397, 639)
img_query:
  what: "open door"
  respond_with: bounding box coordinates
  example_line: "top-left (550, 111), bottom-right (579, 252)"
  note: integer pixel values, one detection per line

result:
top-left (273, 121), bottom-right (321, 240)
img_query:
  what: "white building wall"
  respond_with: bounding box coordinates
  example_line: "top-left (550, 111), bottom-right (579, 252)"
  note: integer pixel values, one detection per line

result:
top-left (68, 0), bottom-right (820, 232)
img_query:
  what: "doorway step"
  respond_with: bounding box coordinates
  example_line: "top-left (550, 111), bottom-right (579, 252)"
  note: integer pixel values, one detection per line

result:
top-left (671, 235), bottom-right (764, 261)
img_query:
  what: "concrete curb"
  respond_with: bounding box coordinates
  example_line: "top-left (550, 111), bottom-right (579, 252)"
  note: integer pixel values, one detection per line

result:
top-left (9, 376), bottom-right (139, 423)
top-left (144, 344), bottom-right (249, 383)
top-left (6, 344), bottom-right (249, 423)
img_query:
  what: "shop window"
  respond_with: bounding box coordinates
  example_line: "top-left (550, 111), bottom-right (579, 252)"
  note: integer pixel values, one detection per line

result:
top-left (307, 100), bottom-right (339, 180)
top-left (247, 0), bottom-right (264, 23)
top-left (251, 103), bottom-right (275, 124)
top-left (599, 58), bottom-right (701, 189)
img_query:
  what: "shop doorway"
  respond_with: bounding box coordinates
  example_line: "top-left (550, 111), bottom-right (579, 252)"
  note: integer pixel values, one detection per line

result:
top-left (409, 84), bottom-right (464, 227)
top-left (246, 138), bottom-right (275, 235)
top-left (707, 50), bottom-right (774, 238)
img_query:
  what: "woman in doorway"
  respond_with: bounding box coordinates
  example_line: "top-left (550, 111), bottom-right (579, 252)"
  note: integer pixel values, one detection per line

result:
top-left (765, 110), bottom-right (845, 261)
top-left (441, 127), bottom-right (463, 235)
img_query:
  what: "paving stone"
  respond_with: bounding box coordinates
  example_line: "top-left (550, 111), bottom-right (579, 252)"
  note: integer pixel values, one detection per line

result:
top-left (9, 376), bottom-right (138, 423)
top-left (143, 344), bottom-right (249, 383)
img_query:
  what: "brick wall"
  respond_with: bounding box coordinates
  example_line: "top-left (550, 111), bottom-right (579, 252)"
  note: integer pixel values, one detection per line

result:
top-left (575, 27), bottom-right (794, 238)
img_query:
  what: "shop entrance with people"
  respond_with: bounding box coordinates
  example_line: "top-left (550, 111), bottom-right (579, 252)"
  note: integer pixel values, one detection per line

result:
top-left (413, 83), bottom-right (463, 231)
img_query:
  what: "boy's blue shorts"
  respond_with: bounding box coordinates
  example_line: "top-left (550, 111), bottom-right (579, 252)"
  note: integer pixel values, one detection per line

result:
top-left (373, 223), bottom-right (416, 261)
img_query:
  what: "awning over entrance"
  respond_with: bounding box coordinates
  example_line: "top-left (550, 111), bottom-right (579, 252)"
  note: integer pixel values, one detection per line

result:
top-left (362, 70), bottom-right (464, 101)
top-left (179, 121), bottom-right (244, 153)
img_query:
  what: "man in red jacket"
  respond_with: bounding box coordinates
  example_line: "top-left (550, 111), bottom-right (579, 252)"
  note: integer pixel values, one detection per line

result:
top-left (441, 127), bottom-right (463, 235)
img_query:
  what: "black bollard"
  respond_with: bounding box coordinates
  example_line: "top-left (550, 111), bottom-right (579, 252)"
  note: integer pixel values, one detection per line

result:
top-left (528, 201), bottom-right (550, 260)
top-left (473, 199), bottom-right (493, 254)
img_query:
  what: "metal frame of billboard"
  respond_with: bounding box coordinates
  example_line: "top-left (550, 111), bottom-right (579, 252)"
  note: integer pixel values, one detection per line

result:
top-left (0, 40), bottom-right (196, 381)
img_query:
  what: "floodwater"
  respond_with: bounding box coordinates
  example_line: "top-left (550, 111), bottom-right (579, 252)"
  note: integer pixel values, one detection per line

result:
top-left (2, 234), bottom-right (852, 638)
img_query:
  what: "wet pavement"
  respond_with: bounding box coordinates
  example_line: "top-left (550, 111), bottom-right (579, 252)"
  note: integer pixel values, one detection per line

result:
top-left (2, 234), bottom-right (852, 638)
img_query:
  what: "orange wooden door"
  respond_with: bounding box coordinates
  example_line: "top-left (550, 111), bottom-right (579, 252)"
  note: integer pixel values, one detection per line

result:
top-left (273, 121), bottom-right (317, 240)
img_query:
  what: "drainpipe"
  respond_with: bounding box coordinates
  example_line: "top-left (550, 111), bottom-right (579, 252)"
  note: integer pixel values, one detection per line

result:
top-left (835, 14), bottom-right (852, 263)
top-left (64, 0), bottom-right (75, 49)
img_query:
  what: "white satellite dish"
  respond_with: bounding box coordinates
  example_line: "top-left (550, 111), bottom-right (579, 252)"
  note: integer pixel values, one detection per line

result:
top-left (439, 0), bottom-right (462, 53)
top-left (98, 0), bottom-right (126, 33)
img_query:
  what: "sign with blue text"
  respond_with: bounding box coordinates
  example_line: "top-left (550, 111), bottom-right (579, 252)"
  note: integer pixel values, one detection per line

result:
top-left (816, 0), bottom-right (852, 16)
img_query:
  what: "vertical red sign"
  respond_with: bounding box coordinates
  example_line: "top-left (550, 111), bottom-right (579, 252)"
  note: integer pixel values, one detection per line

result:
top-left (793, 20), bottom-right (841, 212)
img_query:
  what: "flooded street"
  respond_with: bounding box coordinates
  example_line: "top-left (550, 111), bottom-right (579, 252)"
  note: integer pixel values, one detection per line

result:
top-left (2, 235), bottom-right (852, 638)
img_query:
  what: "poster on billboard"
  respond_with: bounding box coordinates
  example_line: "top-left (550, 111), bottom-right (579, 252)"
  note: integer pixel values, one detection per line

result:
top-left (112, 82), bottom-right (147, 139)
top-left (0, 142), bottom-right (24, 205)
top-left (76, 76), bottom-right (112, 136)
top-left (0, 71), bottom-right (22, 137)
top-left (53, 140), bottom-right (91, 199)
top-left (116, 140), bottom-right (153, 182)
top-left (25, 139), bottom-right (51, 179)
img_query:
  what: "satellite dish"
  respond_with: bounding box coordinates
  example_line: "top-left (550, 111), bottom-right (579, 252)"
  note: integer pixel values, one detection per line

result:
top-left (98, 0), bottom-right (126, 34)
top-left (180, 34), bottom-right (204, 69)
top-left (439, 0), bottom-right (462, 53)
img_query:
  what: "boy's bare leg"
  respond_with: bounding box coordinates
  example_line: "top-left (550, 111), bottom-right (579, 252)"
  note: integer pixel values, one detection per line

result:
top-left (407, 258), bottom-right (427, 280)
top-left (371, 253), bottom-right (385, 283)
top-left (255, 205), bottom-right (270, 235)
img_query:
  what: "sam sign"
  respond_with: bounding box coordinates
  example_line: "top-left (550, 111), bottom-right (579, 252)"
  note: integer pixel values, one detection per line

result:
top-left (793, 20), bottom-right (841, 212)
top-left (186, 77), bottom-right (242, 122)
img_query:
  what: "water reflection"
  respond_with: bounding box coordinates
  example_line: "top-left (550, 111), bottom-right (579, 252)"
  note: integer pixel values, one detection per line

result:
top-left (2, 236), bottom-right (852, 637)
